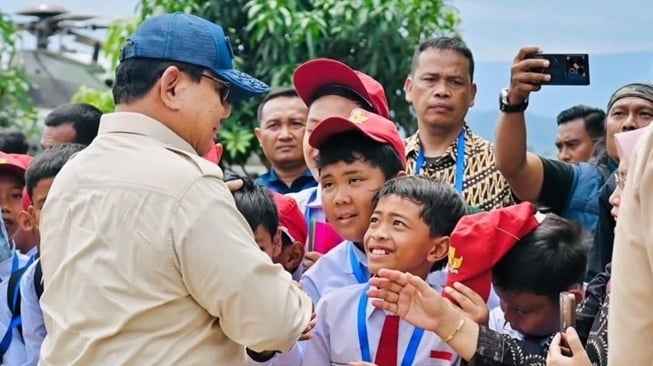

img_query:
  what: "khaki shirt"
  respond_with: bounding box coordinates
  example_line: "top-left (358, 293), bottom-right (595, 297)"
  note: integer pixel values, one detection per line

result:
top-left (404, 125), bottom-right (515, 211)
top-left (609, 125), bottom-right (653, 366)
top-left (39, 112), bottom-right (312, 365)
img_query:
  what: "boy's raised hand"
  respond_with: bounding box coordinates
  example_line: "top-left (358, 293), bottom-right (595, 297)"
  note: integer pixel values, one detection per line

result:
top-left (444, 282), bottom-right (490, 326)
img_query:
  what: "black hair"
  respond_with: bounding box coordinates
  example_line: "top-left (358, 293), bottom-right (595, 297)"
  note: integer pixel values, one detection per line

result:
top-left (411, 36), bottom-right (475, 81)
top-left (309, 86), bottom-right (375, 113)
top-left (492, 214), bottom-right (589, 302)
top-left (0, 128), bottom-right (29, 154)
top-left (229, 176), bottom-right (279, 238)
top-left (112, 58), bottom-right (204, 105)
top-left (280, 231), bottom-right (294, 249)
top-left (372, 176), bottom-right (468, 271)
top-left (25, 143), bottom-right (86, 198)
top-left (315, 130), bottom-right (403, 181)
top-left (257, 87), bottom-right (300, 123)
top-left (44, 103), bottom-right (102, 146)
top-left (556, 105), bottom-right (606, 141)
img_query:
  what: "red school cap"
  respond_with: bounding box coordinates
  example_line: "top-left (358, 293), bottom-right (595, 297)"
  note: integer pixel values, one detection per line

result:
top-left (271, 192), bottom-right (307, 245)
top-left (293, 58), bottom-right (390, 119)
top-left (0, 152), bottom-right (31, 179)
top-left (308, 108), bottom-right (406, 169)
top-left (444, 202), bottom-right (546, 304)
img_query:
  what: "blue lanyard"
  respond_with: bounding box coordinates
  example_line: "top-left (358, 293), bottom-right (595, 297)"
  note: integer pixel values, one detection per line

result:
top-left (305, 189), bottom-right (318, 251)
top-left (415, 130), bottom-right (466, 193)
top-left (10, 252), bottom-right (18, 274)
top-left (357, 284), bottom-right (424, 365)
top-left (349, 243), bottom-right (369, 284)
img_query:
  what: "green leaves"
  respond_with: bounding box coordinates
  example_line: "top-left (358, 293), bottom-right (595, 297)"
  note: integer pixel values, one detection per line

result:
top-left (75, 0), bottom-right (460, 171)
top-left (71, 86), bottom-right (115, 114)
top-left (0, 12), bottom-right (38, 138)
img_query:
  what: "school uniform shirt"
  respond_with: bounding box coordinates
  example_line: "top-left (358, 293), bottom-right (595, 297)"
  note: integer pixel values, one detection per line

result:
top-left (19, 260), bottom-right (44, 366)
top-left (488, 307), bottom-right (523, 340)
top-left (0, 251), bottom-right (31, 366)
top-left (303, 283), bottom-right (460, 366)
top-left (300, 241), bottom-right (451, 305)
top-left (287, 186), bottom-right (326, 224)
top-left (37, 112), bottom-right (312, 366)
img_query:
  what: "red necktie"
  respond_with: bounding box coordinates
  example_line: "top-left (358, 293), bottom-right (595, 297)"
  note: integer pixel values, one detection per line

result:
top-left (375, 315), bottom-right (400, 366)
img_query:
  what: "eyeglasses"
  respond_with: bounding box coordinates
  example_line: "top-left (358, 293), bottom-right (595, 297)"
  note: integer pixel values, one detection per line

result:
top-left (201, 74), bottom-right (231, 103)
top-left (614, 171), bottom-right (626, 190)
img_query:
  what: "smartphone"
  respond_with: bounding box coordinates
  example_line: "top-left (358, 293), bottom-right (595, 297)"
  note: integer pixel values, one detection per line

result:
top-left (559, 291), bottom-right (577, 330)
top-left (527, 53), bottom-right (590, 86)
top-left (559, 292), bottom-right (577, 356)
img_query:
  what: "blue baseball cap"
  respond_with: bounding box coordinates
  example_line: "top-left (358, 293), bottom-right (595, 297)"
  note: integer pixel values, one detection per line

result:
top-left (120, 13), bottom-right (269, 101)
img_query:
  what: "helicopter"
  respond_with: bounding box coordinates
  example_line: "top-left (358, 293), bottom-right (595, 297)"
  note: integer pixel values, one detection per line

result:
top-left (11, 3), bottom-right (113, 111)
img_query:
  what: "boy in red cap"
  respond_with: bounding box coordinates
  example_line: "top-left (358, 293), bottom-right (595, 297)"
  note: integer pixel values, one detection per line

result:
top-left (299, 107), bottom-right (408, 305)
top-left (289, 58), bottom-right (390, 269)
top-left (304, 176), bottom-right (465, 365)
top-left (271, 192), bottom-right (307, 281)
top-left (0, 152), bottom-right (37, 256)
top-left (443, 202), bottom-right (588, 343)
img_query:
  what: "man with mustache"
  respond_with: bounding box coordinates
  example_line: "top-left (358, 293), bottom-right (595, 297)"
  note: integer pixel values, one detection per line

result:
top-left (404, 37), bottom-right (514, 211)
top-left (255, 87), bottom-right (317, 194)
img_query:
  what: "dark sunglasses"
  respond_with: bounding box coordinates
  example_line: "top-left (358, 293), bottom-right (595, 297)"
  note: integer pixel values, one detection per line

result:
top-left (201, 74), bottom-right (231, 103)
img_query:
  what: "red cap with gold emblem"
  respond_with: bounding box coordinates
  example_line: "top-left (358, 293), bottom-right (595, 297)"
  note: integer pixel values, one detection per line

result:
top-left (308, 108), bottom-right (406, 168)
top-left (444, 202), bottom-right (546, 304)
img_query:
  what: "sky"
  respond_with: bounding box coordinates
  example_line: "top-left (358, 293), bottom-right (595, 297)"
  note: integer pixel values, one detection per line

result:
top-left (4, 0), bottom-right (653, 62)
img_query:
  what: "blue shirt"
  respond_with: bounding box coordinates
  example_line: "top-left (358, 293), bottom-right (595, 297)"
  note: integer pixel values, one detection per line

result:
top-left (255, 169), bottom-right (317, 194)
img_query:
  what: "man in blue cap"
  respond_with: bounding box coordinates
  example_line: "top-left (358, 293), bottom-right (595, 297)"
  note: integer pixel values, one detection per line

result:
top-left (37, 13), bottom-right (313, 365)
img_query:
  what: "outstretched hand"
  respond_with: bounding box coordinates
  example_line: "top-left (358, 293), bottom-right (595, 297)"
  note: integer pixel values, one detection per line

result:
top-left (367, 269), bottom-right (448, 332)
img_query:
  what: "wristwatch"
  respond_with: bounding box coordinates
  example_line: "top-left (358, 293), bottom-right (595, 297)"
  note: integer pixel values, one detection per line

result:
top-left (499, 88), bottom-right (528, 113)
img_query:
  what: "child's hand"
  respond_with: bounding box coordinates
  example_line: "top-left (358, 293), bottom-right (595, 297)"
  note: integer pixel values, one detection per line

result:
top-left (299, 312), bottom-right (317, 341)
top-left (444, 282), bottom-right (490, 326)
top-left (546, 327), bottom-right (592, 366)
top-left (303, 251), bottom-right (323, 270)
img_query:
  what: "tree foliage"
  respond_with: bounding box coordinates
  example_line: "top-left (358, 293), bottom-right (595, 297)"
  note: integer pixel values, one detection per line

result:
top-left (81, 0), bottom-right (460, 170)
top-left (0, 13), bottom-right (38, 138)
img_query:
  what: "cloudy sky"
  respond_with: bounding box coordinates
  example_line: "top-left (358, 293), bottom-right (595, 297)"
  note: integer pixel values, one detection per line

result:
top-left (5, 0), bottom-right (653, 62)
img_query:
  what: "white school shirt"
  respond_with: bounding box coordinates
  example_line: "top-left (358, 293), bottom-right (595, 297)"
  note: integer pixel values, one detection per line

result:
top-left (488, 307), bottom-right (524, 340)
top-left (300, 241), bottom-right (450, 305)
top-left (287, 186), bottom-right (326, 225)
top-left (0, 251), bottom-right (31, 366)
top-left (19, 260), bottom-right (45, 366)
top-left (302, 283), bottom-right (460, 366)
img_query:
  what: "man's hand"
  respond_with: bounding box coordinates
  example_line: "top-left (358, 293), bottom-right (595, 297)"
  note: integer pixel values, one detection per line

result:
top-left (546, 327), bottom-right (592, 366)
top-left (444, 282), bottom-right (490, 326)
top-left (367, 269), bottom-right (448, 332)
top-left (508, 46), bottom-right (551, 104)
top-left (303, 251), bottom-right (323, 270)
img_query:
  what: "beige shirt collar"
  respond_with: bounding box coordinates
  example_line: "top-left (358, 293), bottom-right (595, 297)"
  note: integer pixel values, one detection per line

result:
top-left (99, 112), bottom-right (198, 156)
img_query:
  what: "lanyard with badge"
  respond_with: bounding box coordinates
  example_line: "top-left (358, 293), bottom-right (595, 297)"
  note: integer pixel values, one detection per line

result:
top-left (415, 130), bottom-right (466, 193)
top-left (349, 243), bottom-right (369, 284)
top-left (357, 284), bottom-right (424, 365)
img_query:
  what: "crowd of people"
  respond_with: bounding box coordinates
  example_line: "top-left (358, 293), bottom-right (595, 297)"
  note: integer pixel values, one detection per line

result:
top-left (0, 11), bottom-right (651, 366)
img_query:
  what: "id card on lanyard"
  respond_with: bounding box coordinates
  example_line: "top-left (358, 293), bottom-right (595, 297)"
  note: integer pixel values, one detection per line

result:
top-left (357, 284), bottom-right (425, 365)
top-left (415, 130), bottom-right (466, 194)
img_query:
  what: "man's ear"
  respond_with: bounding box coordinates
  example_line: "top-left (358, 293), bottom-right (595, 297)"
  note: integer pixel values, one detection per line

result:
top-left (17, 210), bottom-right (34, 233)
top-left (469, 82), bottom-right (477, 108)
top-left (271, 229), bottom-right (283, 258)
top-left (404, 76), bottom-right (414, 104)
top-left (427, 236), bottom-right (450, 264)
top-left (394, 170), bottom-right (408, 179)
top-left (254, 127), bottom-right (263, 145)
top-left (159, 65), bottom-right (185, 111)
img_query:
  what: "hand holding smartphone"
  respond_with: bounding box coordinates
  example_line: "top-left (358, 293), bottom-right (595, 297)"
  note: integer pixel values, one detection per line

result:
top-left (526, 53), bottom-right (590, 85)
top-left (559, 291), bottom-right (577, 356)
